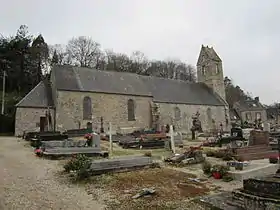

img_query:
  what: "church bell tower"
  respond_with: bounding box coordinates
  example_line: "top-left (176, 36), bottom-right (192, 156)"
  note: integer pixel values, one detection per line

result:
top-left (196, 45), bottom-right (226, 101)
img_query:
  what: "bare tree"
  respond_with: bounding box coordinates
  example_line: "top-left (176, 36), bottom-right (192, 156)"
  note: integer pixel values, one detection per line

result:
top-left (66, 36), bottom-right (101, 68)
top-left (49, 44), bottom-right (71, 65)
top-left (177, 63), bottom-right (197, 82)
top-left (145, 59), bottom-right (196, 82)
top-left (105, 50), bottom-right (132, 72)
top-left (130, 51), bottom-right (149, 74)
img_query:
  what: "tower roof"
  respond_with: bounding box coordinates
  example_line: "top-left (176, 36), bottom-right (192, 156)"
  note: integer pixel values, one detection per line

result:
top-left (197, 45), bottom-right (222, 65)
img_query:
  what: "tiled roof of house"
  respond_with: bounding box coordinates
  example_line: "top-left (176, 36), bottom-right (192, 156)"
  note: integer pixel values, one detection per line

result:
top-left (233, 98), bottom-right (265, 111)
top-left (52, 65), bottom-right (226, 106)
top-left (16, 79), bottom-right (54, 108)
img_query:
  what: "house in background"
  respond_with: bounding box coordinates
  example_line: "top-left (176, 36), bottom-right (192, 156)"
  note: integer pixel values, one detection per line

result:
top-left (15, 45), bottom-right (230, 136)
top-left (231, 97), bottom-right (267, 125)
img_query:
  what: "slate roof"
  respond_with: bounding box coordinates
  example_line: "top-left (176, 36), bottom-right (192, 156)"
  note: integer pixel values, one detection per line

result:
top-left (233, 99), bottom-right (265, 111)
top-left (203, 46), bottom-right (221, 62)
top-left (16, 79), bottom-right (54, 108)
top-left (52, 65), bottom-right (226, 106)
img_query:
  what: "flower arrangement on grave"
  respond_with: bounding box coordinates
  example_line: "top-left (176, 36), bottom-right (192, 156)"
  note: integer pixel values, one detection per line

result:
top-left (211, 164), bottom-right (230, 179)
top-left (84, 133), bottom-right (93, 147)
top-left (202, 161), bottom-right (212, 174)
top-left (63, 154), bottom-right (92, 180)
top-left (84, 133), bottom-right (93, 140)
top-left (34, 148), bottom-right (43, 157)
top-left (269, 154), bottom-right (279, 164)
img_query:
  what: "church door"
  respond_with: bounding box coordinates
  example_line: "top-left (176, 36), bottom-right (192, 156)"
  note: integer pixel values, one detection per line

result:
top-left (40, 117), bottom-right (47, 132)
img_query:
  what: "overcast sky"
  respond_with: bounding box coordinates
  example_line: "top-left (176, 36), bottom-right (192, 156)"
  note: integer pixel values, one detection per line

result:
top-left (1, 0), bottom-right (279, 105)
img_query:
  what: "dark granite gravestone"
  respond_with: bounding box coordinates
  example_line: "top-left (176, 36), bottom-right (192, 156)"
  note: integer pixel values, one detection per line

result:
top-left (230, 175), bottom-right (280, 209)
top-left (198, 137), bottom-right (280, 209)
top-left (199, 174), bottom-right (280, 209)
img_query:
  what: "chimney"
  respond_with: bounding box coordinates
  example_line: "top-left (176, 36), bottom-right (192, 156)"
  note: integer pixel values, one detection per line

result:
top-left (255, 97), bottom-right (259, 102)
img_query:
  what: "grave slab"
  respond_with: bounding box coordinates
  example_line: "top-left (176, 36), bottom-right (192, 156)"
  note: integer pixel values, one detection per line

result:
top-left (229, 160), bottom-right (279, 181)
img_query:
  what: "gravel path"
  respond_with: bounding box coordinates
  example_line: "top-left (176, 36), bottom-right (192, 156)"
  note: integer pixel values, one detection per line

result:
top-left (0, 137), bottom-right (104, 210)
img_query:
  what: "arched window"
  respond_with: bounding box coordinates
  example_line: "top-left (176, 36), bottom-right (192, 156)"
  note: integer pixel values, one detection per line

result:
top-left (202, 66), bottom-right (206, 75)
top-left (207, 108), bottom-right (212, 124)
top-left (215, 64), bottom-right (219, 74)
top-left (174, 107), bottom-right (181, 121)
top-left (127, 99), bottom-right (135, 121)
top-left (83, 96), bottom-right (92, 120)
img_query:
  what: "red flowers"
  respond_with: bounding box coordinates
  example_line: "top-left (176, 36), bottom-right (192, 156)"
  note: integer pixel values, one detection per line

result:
top-left (213, 172), bottom-right (222, 179)
top-left (34, 148), bottom-right (42, 156)
top-left (268, 154), bottom-right (280, 159)
top-left (84, 133), bottom-right (93, 140)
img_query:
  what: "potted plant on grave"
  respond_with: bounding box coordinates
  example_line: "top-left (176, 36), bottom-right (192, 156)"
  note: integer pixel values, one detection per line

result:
top-left (219, 165), bottom-right (230, 177)
top-left (211, 164), bottom-right (230, 179)
top-left (84, 133), bottom-right (93, 147)
top-left (202, 161), bottom-right (212, 175)
top-left (211, 164), bottom-right (222, 179)
top-left (269, 154), bottom-right (279, 164)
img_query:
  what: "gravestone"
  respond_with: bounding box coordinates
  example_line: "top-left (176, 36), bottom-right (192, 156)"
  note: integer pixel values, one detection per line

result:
top-left (263, 122), bottom-right (271, 132)
top-left (230, 175), bottom-right (280, 209)
top-left (92, 133), bottom-right (101, 149)
top-left (249, 130), bottom-right (269, 146)
top-left (89, 156), bottom-right (153, 175)
top-left (41, 139), bottom-right (86, 148)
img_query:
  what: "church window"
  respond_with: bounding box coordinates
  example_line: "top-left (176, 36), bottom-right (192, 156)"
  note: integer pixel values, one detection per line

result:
top-left (202, 66), bottom-right (206, 75)
top-left (256, 112), bottom-right (261, 120)
top-left (245, 113), bottom-right (252, 121)
top-left (215, 64), bottom-right (219, 74)
top-left (207, 108), bottom-right (212, 124)
top-left (83, 96), bottom-right (92, 120)
top-left (128, 99), bottom-right (135, 121)
top-left (174, 107), bottom-right (181, 121)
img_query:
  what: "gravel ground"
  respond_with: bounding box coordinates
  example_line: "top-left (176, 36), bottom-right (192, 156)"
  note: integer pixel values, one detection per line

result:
top-left (0, 137), bottom-right (104, 210)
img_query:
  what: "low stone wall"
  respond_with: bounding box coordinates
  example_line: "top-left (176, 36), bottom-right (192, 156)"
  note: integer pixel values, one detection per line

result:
top-left (232, 190), bottom-right (280, 210)
top-left (228, 164), bottom-right (278, 181)
top-left (243, 178), bottom-right (280, 198)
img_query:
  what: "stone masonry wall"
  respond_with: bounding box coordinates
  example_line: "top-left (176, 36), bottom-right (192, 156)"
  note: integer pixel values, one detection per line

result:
top-left (241, 110), bottom-right (267, 123)
top-left (15, 107), bottom-right (55, 136)
top-left (158, 103), bottom-right (227, 133)
top-left (55, 91), bottom-right (152, 134)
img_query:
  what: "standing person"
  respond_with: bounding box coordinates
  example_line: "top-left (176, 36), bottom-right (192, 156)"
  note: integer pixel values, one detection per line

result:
top-left (191, 126), bottom-right (196, 140)
top-left (166, 124), bottom-right (170, 133)
top-left (218, 123), bottom-right (223, 147)
top-left (219, 123), bottom-right (223, 136)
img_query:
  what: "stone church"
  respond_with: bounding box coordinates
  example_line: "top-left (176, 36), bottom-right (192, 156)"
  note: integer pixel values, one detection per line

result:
top-left (15, 45), bottom-right (229, 136)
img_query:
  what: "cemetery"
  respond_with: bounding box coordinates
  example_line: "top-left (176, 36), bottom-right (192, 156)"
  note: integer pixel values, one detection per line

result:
top-left (18, 121), bottom-right (280, 210)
